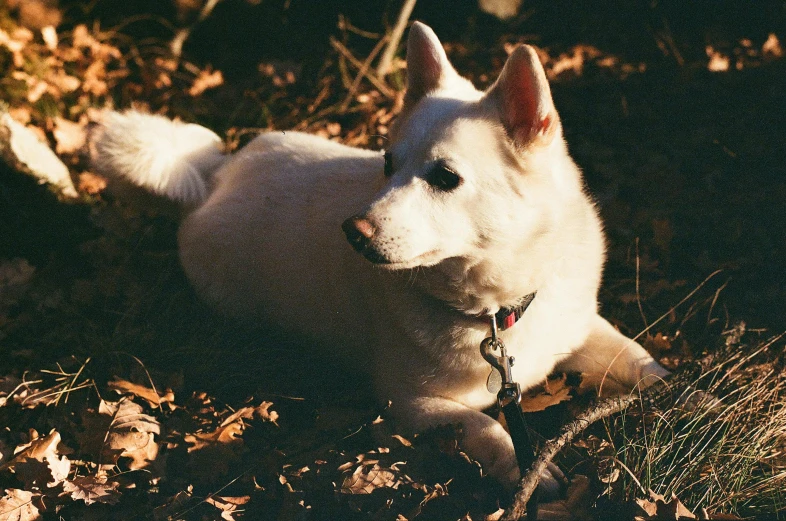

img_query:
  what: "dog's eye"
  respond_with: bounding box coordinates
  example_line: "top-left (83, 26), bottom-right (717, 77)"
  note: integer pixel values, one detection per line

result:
top-left (426, 162), bottom-right (462, 191)
top-left (383, 151), bottom-right (394, 177)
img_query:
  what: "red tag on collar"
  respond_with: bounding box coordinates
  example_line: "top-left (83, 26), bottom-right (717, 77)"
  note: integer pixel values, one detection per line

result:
top-left (494, 292), bottom-right (536, 331)
top-left (502, 312), bottom-right (516, 330)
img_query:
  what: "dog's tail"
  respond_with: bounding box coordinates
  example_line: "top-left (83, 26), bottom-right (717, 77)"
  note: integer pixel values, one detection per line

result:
top-left (92, 110), bottom-right (226, 205)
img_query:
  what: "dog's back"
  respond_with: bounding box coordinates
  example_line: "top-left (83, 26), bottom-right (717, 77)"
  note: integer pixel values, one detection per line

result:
top-left (178, 131), bottom-right (383, 339)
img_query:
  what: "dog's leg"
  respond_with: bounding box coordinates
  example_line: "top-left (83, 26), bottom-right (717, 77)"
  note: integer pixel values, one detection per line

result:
top-left (392, 395), bottom-right (519, 483)
top-left (389, 395), bottom-right (561, 494)
top-left (556, 314), bottom-right (670, 394)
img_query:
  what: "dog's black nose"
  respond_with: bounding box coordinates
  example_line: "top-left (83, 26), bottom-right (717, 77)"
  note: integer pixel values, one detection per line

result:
top-left (342, 216), bottom-right (375, 252)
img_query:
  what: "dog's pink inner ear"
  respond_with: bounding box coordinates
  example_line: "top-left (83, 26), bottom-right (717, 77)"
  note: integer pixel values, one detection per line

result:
top-left (492, 45), bottom-right (558, 145)
top-left (405, 22), bottom-right (456, 105)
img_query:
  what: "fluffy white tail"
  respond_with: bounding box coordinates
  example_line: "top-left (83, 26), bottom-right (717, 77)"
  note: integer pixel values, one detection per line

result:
top-left (92, 110), bottom-right (226, 205)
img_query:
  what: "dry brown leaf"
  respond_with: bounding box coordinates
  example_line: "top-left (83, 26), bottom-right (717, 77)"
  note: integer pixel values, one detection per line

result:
top-left (0, 430), bottom-right (70, 488)
top-left (184, 416), bottom-right (246, 480)
top-left (82, 60), bottom-right (108, 96)
top-left (107, 377), bottom-right (174, 408)
top-left (762, 33), bottom-right (783, 58)
top-left (340, 463), bottom-right (401, 494)
top-left (706, 46), bottom-right (730, 72)
top-left (52, 117), bottom-right (86, 155)
top-left (216, 401), bottom-right (278, 427)
top-left (645, 332), bottom-right (673, 352)
top-left (636, 490), bottom-right (697, 520)
top-left (12, 0), bottom-right (61, 30)
top-left (391, 434), bottom-right (412, 447)
top-left (520, 373), bottom-right (575, 412)
top-left (62, 475), bottom-right (120, 505)
top-left (79, 399), bottom-right (160, 470)
top-left (185, 420), bottom-right (243, 453)
top-left (40, 26), bottom-right (57, 50)
top-left (0, 489), bottom-right (41, 521)
top-left (253, 401), bottom-right (279, 424)
top-left (25, 82), bottom-right (47, 104)
top-left (7, 108), bottom-right (31, 125)
top-left (77, 172), bottom-right (107, 195)
top-left (188, 69), bottom-right (224, 97)
top-left (205, 495), bottom-right (250, 521)
top-left (0, 29), bottom-right (28, 67)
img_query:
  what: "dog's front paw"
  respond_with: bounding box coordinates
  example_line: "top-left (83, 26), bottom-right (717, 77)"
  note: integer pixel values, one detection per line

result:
top-left (460, 418), bottom-right (564, 500)
top-left (460, 419), bottom-right (520, 488)
top-left (636, 359), bottom-right (671, 389)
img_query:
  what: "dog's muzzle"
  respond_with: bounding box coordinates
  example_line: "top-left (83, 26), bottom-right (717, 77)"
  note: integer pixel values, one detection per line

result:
top-left (341, 216), bottom-right (388, 264)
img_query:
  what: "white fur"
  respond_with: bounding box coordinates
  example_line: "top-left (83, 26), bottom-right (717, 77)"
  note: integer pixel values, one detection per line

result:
top-left (93, 22), bottom-right (669, 489)
top-left (93, 111), bottom-right (225, 204)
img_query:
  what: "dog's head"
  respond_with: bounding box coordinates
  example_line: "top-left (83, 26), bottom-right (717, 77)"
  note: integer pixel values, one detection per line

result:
top-left (343, 22), bottom-right (582, 278)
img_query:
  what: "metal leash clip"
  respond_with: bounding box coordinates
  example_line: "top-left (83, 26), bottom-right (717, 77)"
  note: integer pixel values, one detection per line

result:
top-left (480, 314), bottom-right (539, 520)
top-left (480, 315), bottom-right (521, 405)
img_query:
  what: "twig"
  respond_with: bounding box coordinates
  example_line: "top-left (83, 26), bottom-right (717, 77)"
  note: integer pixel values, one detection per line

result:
top-left (170, 0), bottom-right (223, 59)
top-left (502, 394), bottom-right (639, 520)
top-left (340, 34), bottom-right (390, 111)
top-left (329, 37), bottom-right (396, 98)
top-left (376, 0), bottom-right (418, 78)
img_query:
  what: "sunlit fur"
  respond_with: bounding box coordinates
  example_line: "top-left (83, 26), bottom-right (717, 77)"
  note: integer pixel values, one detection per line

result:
top-left (93, 22), bottom-right (668, 490)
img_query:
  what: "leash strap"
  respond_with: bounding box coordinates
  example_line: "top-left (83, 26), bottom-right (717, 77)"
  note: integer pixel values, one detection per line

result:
top-left (500, 391), bottom-right (539, 520)
top-left (480, 308), bottom-right (540, 520)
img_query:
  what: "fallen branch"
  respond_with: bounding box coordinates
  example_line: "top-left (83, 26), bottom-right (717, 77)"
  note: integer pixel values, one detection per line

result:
top-left (502, 394), bottom-right (638, 520)
top-left (171, 0), bottom-right (223, 59)
top-left (376, 0), bottom-right (418, 78)
top-left (329, 37), bottom-right (396, 99)
top-left (340, 34), bottom-right (390, 111)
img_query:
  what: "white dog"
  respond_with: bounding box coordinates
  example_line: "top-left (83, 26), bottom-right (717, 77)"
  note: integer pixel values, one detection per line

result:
top-left (93, 22), bottom-right (668, 488)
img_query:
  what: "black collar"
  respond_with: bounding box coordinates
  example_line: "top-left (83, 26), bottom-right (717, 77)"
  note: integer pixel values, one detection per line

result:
top-left (493, 292), bottom-right (536, 331)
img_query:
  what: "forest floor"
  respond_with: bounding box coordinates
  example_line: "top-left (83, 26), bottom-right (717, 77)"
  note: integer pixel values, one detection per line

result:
top-left (0, 2), bottom-right (785, 520)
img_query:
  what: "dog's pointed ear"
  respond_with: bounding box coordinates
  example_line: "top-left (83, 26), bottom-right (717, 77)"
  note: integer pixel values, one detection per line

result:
top-left (487, 45), bottom-right (559, 146)
top-left (405, 22), bottom-right (459, 106)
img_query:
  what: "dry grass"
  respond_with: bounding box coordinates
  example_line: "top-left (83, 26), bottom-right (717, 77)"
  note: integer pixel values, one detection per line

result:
top-left (596, 326), bottom-right (786, 517)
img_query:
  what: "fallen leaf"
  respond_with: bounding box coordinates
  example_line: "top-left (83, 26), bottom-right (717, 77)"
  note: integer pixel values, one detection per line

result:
top-left (52, 117), bottom-right (86, 155)
top-left (40, 26), bottom-right (57, 50)
top-left (185, 420), bottom-right (243, 453)
top-left (79, 399), bottom-right (160, 469)
top-left (0, 430), bottom-right (70, 488)
top-left (520, 373), bottom-right (576, 412)
top-left (762, 33), bottom-right (783, 58)
top-left (62, 475), bottom-right (120, 505)
top-left (636, 490), bottom-right (697, 520)
top-left (253, 401), bottom-right (279, 424)
top-left (77, 172), bottom-right (107, 195)
top-left (205, 495), bottom-right (250, 521)
top-left (184, 415), bottom-right (246, 480)
top-left (340, 463), bottom-right (401, 494)
top-left (0, 489), bottom-right (41, 521)
top-left (107, 377), bottom-right (174, 408)
top-left (188, 68), bottom-right (224, 97)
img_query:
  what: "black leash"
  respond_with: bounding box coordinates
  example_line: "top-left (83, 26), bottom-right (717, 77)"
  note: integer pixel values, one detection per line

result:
top-left (481, 313), bottom-right (539, 520)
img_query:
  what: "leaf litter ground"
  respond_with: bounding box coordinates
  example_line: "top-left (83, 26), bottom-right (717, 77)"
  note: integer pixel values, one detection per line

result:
top-left (0, 4), bottom-right (785, 520)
